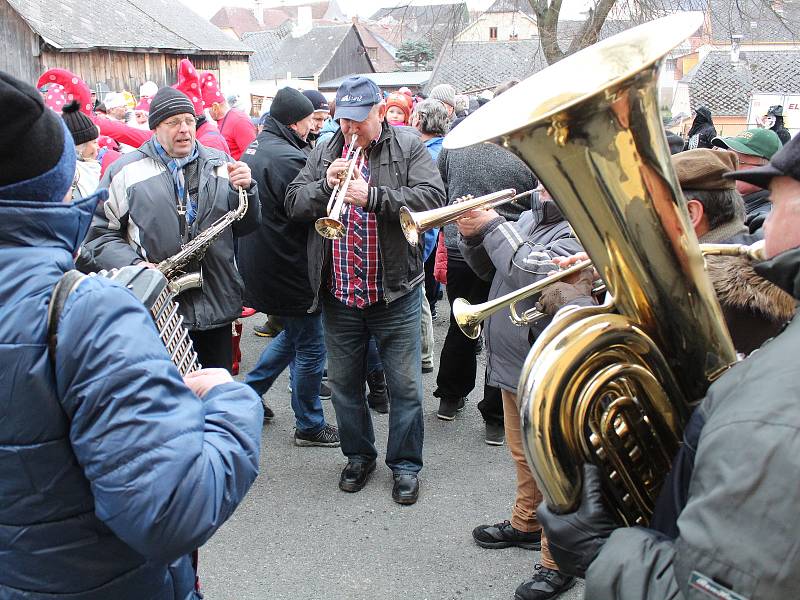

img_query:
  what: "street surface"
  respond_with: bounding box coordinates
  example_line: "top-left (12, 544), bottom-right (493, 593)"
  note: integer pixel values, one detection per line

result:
top-left (202, 303), bottom-right (584, 600)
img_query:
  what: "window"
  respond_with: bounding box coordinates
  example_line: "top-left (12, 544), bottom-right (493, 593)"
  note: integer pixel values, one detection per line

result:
top-left (489, 26), bottom-right (498, 41)
top-left (367, 46), bottom-right (378, 61)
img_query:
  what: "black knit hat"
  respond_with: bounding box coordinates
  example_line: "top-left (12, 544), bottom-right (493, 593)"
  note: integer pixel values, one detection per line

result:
top-left (302, 89), bottom-right (330, 113)
top-left (0, 70), bottom-right (68, 188)
top-left (61, 100), bottom-right (98, 146)
top-left (270, 87), bottom-right (314, 126)
top-left (148, 86), bottom-right (196, 130)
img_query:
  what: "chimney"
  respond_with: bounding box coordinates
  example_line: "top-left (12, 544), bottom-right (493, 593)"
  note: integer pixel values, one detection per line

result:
top-left (730, 34), bottom-right (743, 63)
top-left (253, 0), bottom-right (264, 27)
top-left (293, 6), bottom-right (313, 37)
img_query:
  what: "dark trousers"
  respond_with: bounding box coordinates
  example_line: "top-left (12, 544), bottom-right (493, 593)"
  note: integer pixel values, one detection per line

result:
top-left (189, 324), bottom-right (233, 372)
top-left (435, 258), bottom-right (503, 426)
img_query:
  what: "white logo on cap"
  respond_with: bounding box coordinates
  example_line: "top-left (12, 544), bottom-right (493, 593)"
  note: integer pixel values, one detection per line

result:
top-left (340, 94), bottom-right (363, 103)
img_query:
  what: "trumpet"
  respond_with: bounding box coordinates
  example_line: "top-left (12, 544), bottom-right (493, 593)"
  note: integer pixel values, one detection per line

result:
top-left (453, 241), bottom-right (766, 340)
top-left (399, 188), bottom-right (533, 246)
top-left (315, 134), bottom-right (362, 239)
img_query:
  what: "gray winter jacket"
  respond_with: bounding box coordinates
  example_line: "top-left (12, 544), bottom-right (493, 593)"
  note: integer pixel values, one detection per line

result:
top-left (285, 123), bottom-right (446, 311)
top-left (586, 247), bottom-right (800, 600)
top-left (81, 139), bottom-right (260, 330)
top-left (459, 201), bottom-right (584, 392)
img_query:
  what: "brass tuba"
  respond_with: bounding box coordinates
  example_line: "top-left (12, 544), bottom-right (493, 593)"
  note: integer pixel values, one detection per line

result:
top-left (443, 12), bottom-right (735, 526)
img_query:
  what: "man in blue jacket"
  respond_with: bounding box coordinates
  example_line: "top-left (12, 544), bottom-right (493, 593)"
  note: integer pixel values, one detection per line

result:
top-left (0, 71), bottom-right (263, 599)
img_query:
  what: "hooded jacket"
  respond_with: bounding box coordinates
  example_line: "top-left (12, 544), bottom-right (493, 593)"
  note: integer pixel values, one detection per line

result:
top-left (80, 138), bottom-right (260, 330)
top-left (459, 201), bottom-right (587, 392)
top-left (586, 246), bottom-right (800, 600)
top-left (0, 192), bottom-right (262, 599)
top-left (683, 107), bottom-right (717, 151)
top-left (285, 122), bottom-right (446, 311)
top-left (239, 116), bottom-right (315, 316)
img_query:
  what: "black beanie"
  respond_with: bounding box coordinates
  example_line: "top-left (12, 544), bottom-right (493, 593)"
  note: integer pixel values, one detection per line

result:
top-left (270, 87), bottom-right (314, 126)
top-left (62, 100), bottom-right (98, 146)
top-left (148, 86), bottom-right (196, 130)
top-left (0, 70), bottom-right (66, 187)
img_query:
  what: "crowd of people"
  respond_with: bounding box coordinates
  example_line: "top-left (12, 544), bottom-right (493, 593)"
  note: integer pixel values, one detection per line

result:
top-left (2, 50), bottom-right (800, 600)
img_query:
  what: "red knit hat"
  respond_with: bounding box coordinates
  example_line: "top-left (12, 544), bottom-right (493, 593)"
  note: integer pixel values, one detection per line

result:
top-left (385, 92), bottom-right (411, 124)
top-left (200, 71), bottom-right (224, 108)
top-left (43, 84), bottom-right (68, 113)
top-left (173, 59), bottom-right (204, 116)
top-left (37, 68), bottom-right (93, 115)
top-left (135, 96), bottom-right (152, 112)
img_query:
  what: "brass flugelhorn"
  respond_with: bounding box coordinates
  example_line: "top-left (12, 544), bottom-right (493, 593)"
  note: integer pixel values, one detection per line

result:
top-left (399, 189), bottom-right (533, 246)
top-left (315, 134), bottom-right (362, 239)
top-left (452, 241), bottom-right (766, 340)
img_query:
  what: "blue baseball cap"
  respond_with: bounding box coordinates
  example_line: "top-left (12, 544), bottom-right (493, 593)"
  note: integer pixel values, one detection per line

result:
top-left (334, 76), bottom-right (382, 122)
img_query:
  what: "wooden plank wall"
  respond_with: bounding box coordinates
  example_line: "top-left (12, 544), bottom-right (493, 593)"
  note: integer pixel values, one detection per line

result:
top-left (39, 50), bottom-right (237, 95)
top-left (0, 0), bottom-right (42, 84)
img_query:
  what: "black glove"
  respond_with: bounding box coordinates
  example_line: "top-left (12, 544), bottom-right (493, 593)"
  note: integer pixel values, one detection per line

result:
top-left (536, 463), bottom-right (617, 579)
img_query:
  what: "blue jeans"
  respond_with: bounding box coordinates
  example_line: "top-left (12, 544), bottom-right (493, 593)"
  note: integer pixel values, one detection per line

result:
top-left (245, 314), bottom-right (326, 434)
top-left (323, 288), bottom-right (423, 474)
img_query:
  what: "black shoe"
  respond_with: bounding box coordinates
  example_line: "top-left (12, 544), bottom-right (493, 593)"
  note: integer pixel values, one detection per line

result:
top-left (421, 362), bottom-right (434, 374)
top-left (294, 424), bottom-right (340, 447)
top-left (319, 382), bottom-right (332, 400)
top-left (484, 422), bottom-right (505, 446)
top-left (436, 397), bottom-right (465, 421)
top-left (262, 402), bottom-right (275, 423)
top-left (339, 459), bottom-right (376, 492)
top-left (392, 473), bottom-right (419, 505)
top-left (514, 565), bottom-right (576, 600)
top-left (472, 520), bottom-right (541, 550)
top-left (367, 370), bottom-right (389, 413)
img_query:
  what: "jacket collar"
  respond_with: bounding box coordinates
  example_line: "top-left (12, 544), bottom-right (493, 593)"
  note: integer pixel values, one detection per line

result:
top-left (0, 190), bottom-right (106, 253)
top-left (532, 199), bottom-right (564, 226)
top-left (755, 246), bottom-right (800, 300)
top-left (261, 116), bottom-right (309, 151)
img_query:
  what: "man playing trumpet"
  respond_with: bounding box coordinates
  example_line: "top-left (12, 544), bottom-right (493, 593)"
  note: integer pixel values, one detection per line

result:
top-left (286, 76), bottom-right (445, 505)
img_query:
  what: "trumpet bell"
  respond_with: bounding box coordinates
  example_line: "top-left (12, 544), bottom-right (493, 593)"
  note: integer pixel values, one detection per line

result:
top-left (315, 217), bottom-right (346, 240)
top-left (452, 297), bottom-right (481, 339)
top-left (399, 207), bottom-right (421, 246)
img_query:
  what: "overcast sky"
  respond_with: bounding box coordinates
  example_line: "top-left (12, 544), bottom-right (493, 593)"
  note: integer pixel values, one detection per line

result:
top-left (176, 0), bottom-right (595, 21)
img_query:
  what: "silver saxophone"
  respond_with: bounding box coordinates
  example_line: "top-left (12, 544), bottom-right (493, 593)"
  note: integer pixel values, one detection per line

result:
top-left (157, 185), bottom-right (249, 295)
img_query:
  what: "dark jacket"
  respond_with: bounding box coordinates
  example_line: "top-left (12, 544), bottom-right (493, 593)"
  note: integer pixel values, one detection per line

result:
top-left (683, 106), bottom-right (717, 150)
top-left (743, 188), bottom-right (771, 234)
top-left (285, 123), bottom-right (446, 311)
top-left (239, 116), bottom-right (316, 316)
top-left (587, 246), bottom-right (800, 600)
top-left (770, 116), bottom-right (791, 145)
top-left (0, 192), bottom-right (262, 599)
top-left (459, 201), bottom-right (586, 391)
top-left (81, 139), bottom-right (260, 330)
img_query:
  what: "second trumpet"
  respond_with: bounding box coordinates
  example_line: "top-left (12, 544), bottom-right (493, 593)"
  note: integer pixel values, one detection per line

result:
top-left (315, 134), bottom-right (362, 239)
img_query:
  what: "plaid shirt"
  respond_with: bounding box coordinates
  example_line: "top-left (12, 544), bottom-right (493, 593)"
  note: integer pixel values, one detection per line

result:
top-left (330, 143), bottom-right (384, 308)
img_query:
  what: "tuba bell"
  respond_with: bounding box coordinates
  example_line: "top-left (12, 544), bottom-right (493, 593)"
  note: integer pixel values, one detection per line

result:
top-left (443, 12), bottom-right (735, 526)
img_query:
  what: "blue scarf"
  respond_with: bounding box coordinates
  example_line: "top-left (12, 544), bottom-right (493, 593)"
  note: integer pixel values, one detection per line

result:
top-left (153, 139), bottom-right (200, 223)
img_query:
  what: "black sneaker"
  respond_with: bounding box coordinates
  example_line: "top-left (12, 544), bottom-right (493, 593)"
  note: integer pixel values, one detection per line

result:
top-left (472, 520), bottom-right (541, 550)
top-left (319, 382), bottom-right (332, 400)
top-left (514, 565), bottom-right (576, 600)
top-left (484, 422), bottom-right (505, 446)
top-left (294, 423), bottom-right (340, 447)
top-left (262, 402), bottom-right (275, 423)
top-left (436, 397), bottom-right (465, 421)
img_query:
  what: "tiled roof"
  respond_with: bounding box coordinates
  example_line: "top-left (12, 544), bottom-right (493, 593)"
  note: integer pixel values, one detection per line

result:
top-left (708, 0), bottom-right (800, 44)
top-left (245, 24), bottom-right (356, 80)
top-left (427, 39), bottom-right (546, 92)
top-left (486, 0), bottom-right (535, 16)
top-left (319, 70), bottom-right (432, 91)
top-left (210, 7), bottom-right (292, 38)
top-left (689, 50), bottom-right (800, 115)
top-left (355, 23), bottom-right (398, 72)
top-left (370, 3), bottom-right (470, 51)
top-left (7, 0), bottom-right (250, 53)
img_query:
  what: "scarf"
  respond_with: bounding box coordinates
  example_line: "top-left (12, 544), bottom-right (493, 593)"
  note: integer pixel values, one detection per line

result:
top-left (153, 139), bottom-right (200, 223)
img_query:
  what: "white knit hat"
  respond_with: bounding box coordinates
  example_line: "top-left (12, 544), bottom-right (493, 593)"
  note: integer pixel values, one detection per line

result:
top-left (429, 84), bottom-right (456, 108)
top-left (103, 92), bottom-right (126, 110)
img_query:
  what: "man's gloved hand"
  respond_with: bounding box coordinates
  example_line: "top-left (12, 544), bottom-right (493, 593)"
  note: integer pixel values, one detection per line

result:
top-left (536, 267), bottom-right (595, 316)
top-left (536, 463), bottom-right (617, 579)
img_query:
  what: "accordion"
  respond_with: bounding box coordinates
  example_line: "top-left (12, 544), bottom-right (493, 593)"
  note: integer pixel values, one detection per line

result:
top-left (100, 265), bottom-right (200, 375)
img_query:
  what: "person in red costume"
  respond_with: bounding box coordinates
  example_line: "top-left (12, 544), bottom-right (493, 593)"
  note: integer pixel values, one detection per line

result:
top-left (94, 60), bottom-right (231, 155)
top-left (203, 71), bottom-right (255, 160)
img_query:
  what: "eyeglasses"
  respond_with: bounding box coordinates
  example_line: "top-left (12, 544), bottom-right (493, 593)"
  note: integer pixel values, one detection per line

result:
top-left (161, 116), bottom-right (197, 128)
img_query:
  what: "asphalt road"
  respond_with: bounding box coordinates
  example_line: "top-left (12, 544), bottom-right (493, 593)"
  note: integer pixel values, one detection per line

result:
top-left (201, 304), bottom-right (584, 600)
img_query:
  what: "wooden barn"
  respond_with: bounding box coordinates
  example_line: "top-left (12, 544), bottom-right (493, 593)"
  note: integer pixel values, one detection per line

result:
top-left (1, 0), bottom-right (252, 101)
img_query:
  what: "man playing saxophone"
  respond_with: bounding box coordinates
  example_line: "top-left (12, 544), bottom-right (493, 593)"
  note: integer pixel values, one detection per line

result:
top-left (82, 87), bottom-right (260, 370)
top-left (537, 134), bottom-right (800, 600)
top-left (458, 186), bottom-right (594, 600)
